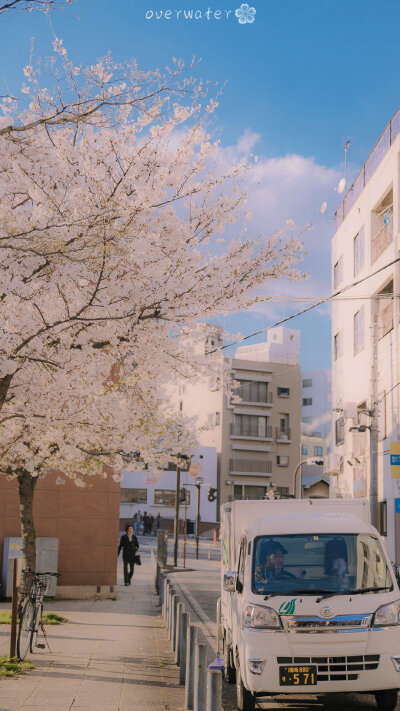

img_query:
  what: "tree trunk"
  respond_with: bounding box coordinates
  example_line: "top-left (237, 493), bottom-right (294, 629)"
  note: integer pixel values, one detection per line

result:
top-left (18, 470), bottom-right (38, 571)
top-left (0, 373), bottom-right (13, 411)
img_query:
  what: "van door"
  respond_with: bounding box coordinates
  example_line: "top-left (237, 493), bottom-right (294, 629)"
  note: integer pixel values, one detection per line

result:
top-left (233, 537), bottom-right (247, 660)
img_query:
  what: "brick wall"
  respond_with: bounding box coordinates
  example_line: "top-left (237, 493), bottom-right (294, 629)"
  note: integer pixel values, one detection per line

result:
top-left (0, 470), bottom-right (120, 588)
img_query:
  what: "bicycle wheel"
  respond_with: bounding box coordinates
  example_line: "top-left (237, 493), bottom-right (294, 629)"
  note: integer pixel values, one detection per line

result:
top-left (17, 598), bottom-right (35, 660)
top-left (30, 603), bottom-right (42, 653)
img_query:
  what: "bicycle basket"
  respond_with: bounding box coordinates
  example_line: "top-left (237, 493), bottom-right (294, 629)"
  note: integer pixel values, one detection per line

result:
top-left (19, 570), bottom-right (33, 596)
top-left (37, 575), bottom-right (51, 594)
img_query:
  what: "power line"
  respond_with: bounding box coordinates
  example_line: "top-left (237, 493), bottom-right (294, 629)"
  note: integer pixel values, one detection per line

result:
top-left (208, 255), bottom-right (400, 354)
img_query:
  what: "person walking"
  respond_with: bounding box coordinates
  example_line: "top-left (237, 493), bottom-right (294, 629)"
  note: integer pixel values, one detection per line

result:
top-left (118, 524), bottom-right (139, 586)
top-left (134, 510), bottom-right (141, 536)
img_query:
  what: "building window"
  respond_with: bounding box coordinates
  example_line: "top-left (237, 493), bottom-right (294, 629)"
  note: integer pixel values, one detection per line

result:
top-left (302, 445), bottom-right (308, 456)
top-left (232, 414), bottom-right (270, 438)
top-left (233, 484), bottom-right (267, 500)
top-left (354, 227), bottom-right (364, 276)
top-left (354, 307), bottom-right (365, 355)
top-left (302, 398), bottom-right (312, 406)
top-left (276, 486), bottom-right (289, 498)
top-left (333, 256), bottom-right (343, 289)
top-left (120, 488), bottom-right (148, 504)
top-left (302, 379), bottom-right (312, 388)
top-left (377, 280), bottom-right (394, 340)
top-left (277, 386), bottom-right (290, 397)
top-left (215, 412), bottom-right (220, 426)
top-left (154, 489), bottom-right (190, 506)
top-left (302, 416), bottom-right (312, 424)
top-left (277, 455), bottom-right (289, 466)
top-left (371, 189), bottom-right (393, 264)
top-left (236, 380), bottom-right (270, 403)
top-left (334, 331), bottom-right (343, 360)
top-left (314, 446), bottom-right (323, 457)
top-left (335, 418), bottom-right (344, 445)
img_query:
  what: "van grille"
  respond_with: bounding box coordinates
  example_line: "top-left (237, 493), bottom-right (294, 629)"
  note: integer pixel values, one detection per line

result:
top-left (277, 655), bottom-right (380, 682)
top-left (282, 614), bottom-right (372, 633)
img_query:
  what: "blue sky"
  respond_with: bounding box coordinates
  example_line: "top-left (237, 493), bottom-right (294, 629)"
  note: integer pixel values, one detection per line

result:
top-left (2, 0), bottom-right (400, 370)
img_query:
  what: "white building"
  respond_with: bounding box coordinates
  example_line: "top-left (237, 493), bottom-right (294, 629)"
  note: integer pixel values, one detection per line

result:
top-left (331, 107), bottom-right (400, 560)
top-left (301, 369), bottom-right (332, 442)
top-left (120, 445), bottom-right (218, 534)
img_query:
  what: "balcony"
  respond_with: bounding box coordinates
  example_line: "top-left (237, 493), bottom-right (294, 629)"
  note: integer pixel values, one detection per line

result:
top-left (230, 423), bottom-right (272, 439)
top-left (229, 459), bottom-right (272, 474)
top-left (371, 216), bottom-right (393, 264)
top-left (276, 427), bottom-right (291, 442)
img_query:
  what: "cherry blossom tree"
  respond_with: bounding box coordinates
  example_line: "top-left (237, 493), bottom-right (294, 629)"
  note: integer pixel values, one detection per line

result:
top-left (0, 44), bottom-right (305, 568)
top-left (0, 0), bottom-right (72, 14)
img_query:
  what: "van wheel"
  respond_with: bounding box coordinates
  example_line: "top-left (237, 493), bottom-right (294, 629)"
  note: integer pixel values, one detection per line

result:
top-left (236, 655), bottom-right (255, 711)
top-left (375, 690), bottom-right (398, 710)
top-left (223, 638), bottom-right (236, 683)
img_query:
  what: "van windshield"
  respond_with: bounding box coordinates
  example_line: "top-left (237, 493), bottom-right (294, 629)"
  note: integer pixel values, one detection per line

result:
top-left (252, 533), bottom-right (393, 595)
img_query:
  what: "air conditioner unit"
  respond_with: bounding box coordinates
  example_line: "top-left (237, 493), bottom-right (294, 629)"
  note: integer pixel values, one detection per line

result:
top-left (343, 402), bottom-right (358, 419)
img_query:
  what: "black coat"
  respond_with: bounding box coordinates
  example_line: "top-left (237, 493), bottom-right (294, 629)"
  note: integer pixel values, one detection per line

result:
top-left (118, 533), bottom-right (139, 562)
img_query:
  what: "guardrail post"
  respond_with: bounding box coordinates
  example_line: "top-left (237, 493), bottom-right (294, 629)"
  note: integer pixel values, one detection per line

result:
top-left (171, 594), bottom-right (179, 651)
top-left (162, 577), bottom-right (169, 621)
top-left (184, 624), bottom-right (198, 710)
top-left (206, 670), bottom-right (222, 711)
top-left (179, 611), bottom-right (190, 684)
top-left (164, 580), bottom-right (171, 624)
top-left (168, 587), bottom-right (176, 636)
top-left (175, 602), bottom-right (183, 664)
top-left (194, 643), bottom-right (207, 711)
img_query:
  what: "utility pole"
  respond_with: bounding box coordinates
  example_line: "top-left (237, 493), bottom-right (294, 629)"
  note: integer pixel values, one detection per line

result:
top-left (370, 301), bottom-right (379, 529)
top-left (173, 458), bottom-right (181, 568)
top-left (195, 477), bottom-right (203, 560)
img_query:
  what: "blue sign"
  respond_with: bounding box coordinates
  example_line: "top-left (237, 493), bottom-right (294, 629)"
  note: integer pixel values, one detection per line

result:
top-left (396, 499), bottom-right (400, 514)
top-left (391, 454), bottom-right (400, 466)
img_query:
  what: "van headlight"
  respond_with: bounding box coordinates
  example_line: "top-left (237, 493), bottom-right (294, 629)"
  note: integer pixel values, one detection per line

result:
top-left (242, 602), bottom-right (281, 629)
top-left (373, 600), bottom-right (400, 627)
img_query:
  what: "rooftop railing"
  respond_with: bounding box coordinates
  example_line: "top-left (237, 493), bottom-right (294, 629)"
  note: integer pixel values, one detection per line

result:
top-left (335, 108), bottom-right (400, 230)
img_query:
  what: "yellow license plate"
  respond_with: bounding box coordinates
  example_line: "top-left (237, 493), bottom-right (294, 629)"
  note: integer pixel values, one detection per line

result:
top-left (279, 665), bottom-right (317, 686)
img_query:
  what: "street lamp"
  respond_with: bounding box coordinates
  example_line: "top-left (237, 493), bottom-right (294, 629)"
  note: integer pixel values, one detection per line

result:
top-left (173, 454), bottom-right (192, 568)
top-left (293, 458), bottom-right (323, 499)
top-left (195, 476), bottom-right (204, 560)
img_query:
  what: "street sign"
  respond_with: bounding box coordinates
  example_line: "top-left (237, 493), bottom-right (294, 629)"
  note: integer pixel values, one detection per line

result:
top-left (390, 443), bottom-right (400, 478)
top-left (8, 541), bottom-right (23, 559)
top-left (189, 462), bottom-right (201, 478)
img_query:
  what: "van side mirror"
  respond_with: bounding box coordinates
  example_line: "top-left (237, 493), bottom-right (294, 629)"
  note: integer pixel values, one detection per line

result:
top-left (223, 571), bottom-right (237, 592)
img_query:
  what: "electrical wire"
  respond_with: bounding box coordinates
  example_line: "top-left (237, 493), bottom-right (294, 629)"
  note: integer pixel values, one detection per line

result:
top-left (207, 255), bottom-right (400, 354)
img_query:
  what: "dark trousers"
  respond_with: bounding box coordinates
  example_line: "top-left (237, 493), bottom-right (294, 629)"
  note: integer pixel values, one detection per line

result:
top-left (123, 559), bottom-right (134, 584)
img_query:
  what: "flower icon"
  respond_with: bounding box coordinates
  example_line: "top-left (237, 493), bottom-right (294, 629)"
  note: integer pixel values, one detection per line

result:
top-left (235, 3), bottom-right (256, 24)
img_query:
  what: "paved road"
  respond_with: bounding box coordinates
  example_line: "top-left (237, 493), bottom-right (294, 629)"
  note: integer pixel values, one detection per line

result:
top-left (169, 563), bottom-right (394, 711)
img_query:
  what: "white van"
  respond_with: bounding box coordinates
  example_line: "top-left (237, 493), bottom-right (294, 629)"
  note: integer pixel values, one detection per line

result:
top-left (220, 498), bottom-right (400, 711)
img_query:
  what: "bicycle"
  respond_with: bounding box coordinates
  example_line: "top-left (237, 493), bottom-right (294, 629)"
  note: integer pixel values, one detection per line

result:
top-left (17, 569), bottom-right (61, 661)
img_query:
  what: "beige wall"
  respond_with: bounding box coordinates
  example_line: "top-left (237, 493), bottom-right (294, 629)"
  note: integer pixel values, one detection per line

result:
top-left (220, 358), bottom-right (301, 505)
top-left (0, 470), bottom-right (120, 593)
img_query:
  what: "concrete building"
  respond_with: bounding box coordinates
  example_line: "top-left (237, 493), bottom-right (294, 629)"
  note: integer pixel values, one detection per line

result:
top-left (331, 107), bottom-right (400, 561)
top-left (301, 369), bottom-right (332, 495)
top-left (178, 326), bottom-right (302, 509)
top-left (119, 445), bottom-right (218, 535)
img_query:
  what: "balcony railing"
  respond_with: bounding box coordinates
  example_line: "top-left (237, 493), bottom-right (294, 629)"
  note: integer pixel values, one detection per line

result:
top-left (276, 427), bottom-right (291, 441)
top-left (335, 108), bottom-right (400, 230)
top-left (229, 459), bottom-right (272, 474)
top-left (378, 299), bottom-right (394, 340)
top-left (230, 423), bottom-right (272, 439)
top-left (234, 389), bottom-right (273, 405)
top-left (371, 216), bottom-right (393, 264)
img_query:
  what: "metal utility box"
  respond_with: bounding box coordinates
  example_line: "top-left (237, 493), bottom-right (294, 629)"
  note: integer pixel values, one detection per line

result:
top-left (2, 537), bottom-right (59, 598)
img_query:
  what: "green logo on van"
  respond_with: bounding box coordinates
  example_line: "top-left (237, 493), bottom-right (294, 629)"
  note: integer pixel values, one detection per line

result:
top-left (278, 598), bottom-right (297, 615)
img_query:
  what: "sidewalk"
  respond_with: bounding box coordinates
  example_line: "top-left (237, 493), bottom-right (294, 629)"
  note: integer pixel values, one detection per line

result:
top-left (0, 556), bottom-right (185, 711)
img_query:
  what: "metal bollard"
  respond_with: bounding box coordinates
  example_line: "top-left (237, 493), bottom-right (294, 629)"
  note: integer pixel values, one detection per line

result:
top-left (208, 544), bottom-right (211, 561)
top-left (179, 611), bottom-right (190, 684)
top-left (162, 578), bottom-right (169, 621)
top-left (206, 670), bottom-right (222, 711)
top-left (165, 581), bottom-right (171, 625)
top-left (184, 624), bottom-right (198, 710)
top-left (171, 594), bottom-right (179, 651)
top-left (168, 587), bottom-right (176, 636)
top-left (194, 643), bottom-right (207, 711)
top-left (175, 602), bottom-right (183, 664)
